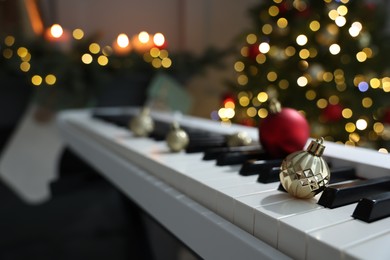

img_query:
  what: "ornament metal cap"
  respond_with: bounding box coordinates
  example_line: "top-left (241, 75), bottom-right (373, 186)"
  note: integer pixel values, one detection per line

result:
top-left (171, 121), bottom-right (180, 130)
top-left (140, 106), bottom-right (150, 115)
top-left (307, 137), bottom-right (325, 157)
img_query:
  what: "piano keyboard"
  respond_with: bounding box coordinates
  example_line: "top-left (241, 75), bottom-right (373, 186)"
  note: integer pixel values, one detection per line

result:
top-left (57, 107), bottom-right (390, 260)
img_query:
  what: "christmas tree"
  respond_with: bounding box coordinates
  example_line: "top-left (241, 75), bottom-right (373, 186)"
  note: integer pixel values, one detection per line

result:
top-left (221, 0), bottom-right (390, 151)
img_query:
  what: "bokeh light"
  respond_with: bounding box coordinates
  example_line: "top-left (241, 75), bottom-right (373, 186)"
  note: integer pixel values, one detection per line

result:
top-left (50, 24), bottom-right (63, 38)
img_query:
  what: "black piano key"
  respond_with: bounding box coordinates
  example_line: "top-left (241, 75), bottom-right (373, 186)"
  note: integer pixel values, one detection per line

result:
top-left (93, 113), bottom-right (131, 127)
top-left (278, 183), bottom-right (287, 192)
top-left (186, 129), bottom-right (227, 141)
top-left (255, 164), bottom-right (355, 184)
top-left (352, 191), bottom-right (390, 223)
top-left (239, 159), bottom-right (282, 177)
top-left (216, 150), bottom-right (270, 166)
top-left (256, 166), bottom-right (281, 183)
top-left (152, 122), bottom-right (227, 142)
top-left (92, 112), bottom-right (228, 145)
top-left (148, 120), bottom-right (171, 140)
top-left (277, 166), bottom-right (359, 192)
top-left (203, 145), bottom-right (262, 160)
top-left (190, 136), bottom-right (227, 144)
top-left (92, 112), bottom-right (166, 139)
top-left (328, 166), bottom-right (357, 184)
top-left (239, 158), bottom-right (283, 176)
top-left (151, 121), bottom-right (229, 152)
top-left (186, 134), bottom-right (227, 153)
top-left (318, 176), bottom-right (390, 209)
top-left (186, 143), bottom-right (226, 153)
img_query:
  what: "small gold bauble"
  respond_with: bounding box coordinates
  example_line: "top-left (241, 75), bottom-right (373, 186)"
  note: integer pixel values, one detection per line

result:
top-left (279, 138), bottom-right (330, 199)
top-left (166, 122), bottom-right (189, 152)
top-left (129, 107), bottom-right (154, 137)
top-left (227, 131), bottom-right (252, 147)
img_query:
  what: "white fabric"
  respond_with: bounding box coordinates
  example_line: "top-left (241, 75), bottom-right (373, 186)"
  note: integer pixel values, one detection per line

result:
top-left (0, 105), bottom-right (64, 204)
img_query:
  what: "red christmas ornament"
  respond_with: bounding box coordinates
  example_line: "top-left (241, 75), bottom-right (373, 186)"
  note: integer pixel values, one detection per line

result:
top-left (322, 104), bottom-right (343, 122)
top-left (248, 44), bottom-right (260, 60)
top-left (259, 99), bottom-right (310, 158)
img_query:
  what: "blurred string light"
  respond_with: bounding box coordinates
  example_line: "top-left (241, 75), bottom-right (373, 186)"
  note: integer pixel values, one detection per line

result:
top-left (2, 24), bottom-right (172, 92)
top-left (45, 74), bottom-right (57, 85)
top-left (50, 24), bottom-right (63, 38)
top-left (117, 33), bottom-right (130, 48)
top-left (31, 75), bottom-right (42, 86)
top-left (81, 53), bottom-right (93, 64)
top-left (153, 33), bottom-right (165, 47)
top-left (72, 29), bottom-right (84, 40)
top-left (89, 43), bottom-right (100, 54)
top-left (138, 31), bottom-right (150, 43)
top-left (224, 0), bottom-right (390, 150)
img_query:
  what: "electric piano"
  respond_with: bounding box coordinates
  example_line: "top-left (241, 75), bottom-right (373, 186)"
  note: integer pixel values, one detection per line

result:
top-left (57, 107), bottom-right (390, 260)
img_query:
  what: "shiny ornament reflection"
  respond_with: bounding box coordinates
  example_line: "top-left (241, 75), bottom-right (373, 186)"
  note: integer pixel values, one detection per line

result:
top-left (166, 122), bottom-right (189, 152)
top-left (129, 107), bottom-right (154, 137)
top-left (279, 138), bottom-right (330, 199)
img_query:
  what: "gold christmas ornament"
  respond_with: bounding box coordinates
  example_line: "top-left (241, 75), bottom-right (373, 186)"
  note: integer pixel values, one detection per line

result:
top-left (227, 131), bottom-right (252, 147)
top-left (129, 107), bottom-right (154, 137)
top-left (166, 121), bottom-right (189, 152)
top-left (279, 137), bottom-right (330, 199)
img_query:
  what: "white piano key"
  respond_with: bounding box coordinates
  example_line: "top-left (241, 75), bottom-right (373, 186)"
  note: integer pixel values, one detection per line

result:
top-left (182, 173), bottom-right (240, 210)
top-left (196, 173), bottom-right (257, 212)
top-left (343, 231), bottom-right (390, 260)
top-left (253, 196), bottom-right (322, 248)
top-left (307, 216), bottom-right (390, 260)
top-left (216, 181), bottom-right (278, 222)
top-left (278, 203), bottom-right (356, 260)
top-left (115, 138), bottom-right (234, 194)
top-left (177, 164), bottom-right (237, 186)
top-left (176, 164), bottom-right (243, 208)
top-left (113, 140), bottom-right (190, 185)
top-left (149, 156), bottom-right (244, 211)
top-left (233, 190), bottom-right (294, 235)
top-left (179, 164), bottom-right (238, 181)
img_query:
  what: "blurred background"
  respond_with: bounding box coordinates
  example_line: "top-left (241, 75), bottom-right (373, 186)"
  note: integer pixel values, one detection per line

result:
top-left (2, 0), bottom-right (390, 149)
top-left (0, 0), bottom-right (258, 119)
top-left (1, 0), bottom-right (390, 259)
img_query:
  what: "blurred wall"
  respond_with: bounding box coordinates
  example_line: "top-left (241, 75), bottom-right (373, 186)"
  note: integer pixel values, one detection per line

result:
top-left (41, 0), bottom-right (258, 54)
top-left (37, 0), bottom-right (259, 117)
